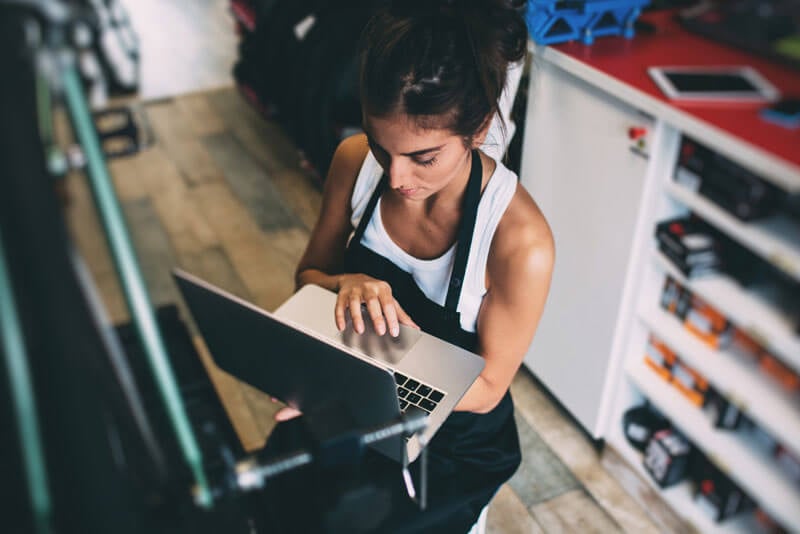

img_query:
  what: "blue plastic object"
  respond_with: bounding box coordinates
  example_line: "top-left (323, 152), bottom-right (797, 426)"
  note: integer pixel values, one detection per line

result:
top-left (761, 100), bottom-right (800, 130)
top-left (526, 0), bottom-right (651, 46)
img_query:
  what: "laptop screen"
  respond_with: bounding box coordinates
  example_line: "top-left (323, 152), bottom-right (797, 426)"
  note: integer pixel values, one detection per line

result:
top-left (173, 270), bottom-right (404, 460)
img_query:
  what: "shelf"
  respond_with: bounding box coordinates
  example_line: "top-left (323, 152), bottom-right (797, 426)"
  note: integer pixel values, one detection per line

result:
top-left (640, 305), bottom-right (800, 458)
top-left (653, 250), bottom-right (800, 372)
top-left (665, 181), bottom-right (800, 283)
top-left (626, 361), bottom-right (800, 531)
top-left (607, 432), bottom-right (761, 534)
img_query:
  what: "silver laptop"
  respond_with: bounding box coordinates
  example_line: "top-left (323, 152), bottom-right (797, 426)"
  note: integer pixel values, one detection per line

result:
top-left (275, 283), bottom-right (486, 461)
top-left (173, 270), bottom-right (484, 463)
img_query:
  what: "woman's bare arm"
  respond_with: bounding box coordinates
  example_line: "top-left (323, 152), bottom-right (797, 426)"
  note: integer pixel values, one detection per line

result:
top-left (295, 134), bottom-right (368, 291)
top-left (455, 183), bottom-right (555, 413)
top-left (295, 134), bottom-right (416, 337)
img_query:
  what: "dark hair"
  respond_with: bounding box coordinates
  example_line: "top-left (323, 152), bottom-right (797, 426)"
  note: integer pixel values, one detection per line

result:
top-left (359, 0), bottom-right (528, 144)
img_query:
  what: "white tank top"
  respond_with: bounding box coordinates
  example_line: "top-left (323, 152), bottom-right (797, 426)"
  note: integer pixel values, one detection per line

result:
top-left (349, 151), bottom-right (517, 332)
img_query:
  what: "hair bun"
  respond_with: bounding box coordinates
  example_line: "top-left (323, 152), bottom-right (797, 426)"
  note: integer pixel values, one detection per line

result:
top-left (462, 0), bottom-right (529, 64)
top-left (360, 0), bottom-right (528, 142)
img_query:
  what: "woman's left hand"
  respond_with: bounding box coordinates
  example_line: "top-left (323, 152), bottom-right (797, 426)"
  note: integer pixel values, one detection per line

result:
top-left (271, 397), bottom-right (302, 421)
top-left (335, 273), bottom-right (418, 336)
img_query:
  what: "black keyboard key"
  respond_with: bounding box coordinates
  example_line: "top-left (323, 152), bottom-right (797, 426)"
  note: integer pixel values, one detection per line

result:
top-left (394, 373), bottom-right (408, 386)
top-left (417, 384), bottom-right (432, 397)
top-left (399, 399), bottom-right (408, 411)
top-left (428, 390), bottom-right (444, 403)
top-left (407, 393), bottom-right (422, 404)
top-left (405, 379), bottom-right (420, 392)
top-left (419, 398), bottom-right (437, 412)
top-left (398, 387), bottom-right (409, 399)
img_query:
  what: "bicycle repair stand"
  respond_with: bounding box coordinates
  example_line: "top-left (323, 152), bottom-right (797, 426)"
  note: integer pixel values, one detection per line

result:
top-left (1, 3), bottom-right (429, 532)
top-left (232, 404), bottom-right (431, 533)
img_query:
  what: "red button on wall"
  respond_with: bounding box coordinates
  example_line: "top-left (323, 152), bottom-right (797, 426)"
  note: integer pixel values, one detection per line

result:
top-left (628, 127), bottom-right (647, 140)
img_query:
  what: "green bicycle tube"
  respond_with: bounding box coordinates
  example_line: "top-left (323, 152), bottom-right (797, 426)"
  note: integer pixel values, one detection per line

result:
top-left (62, 66), bottom-right (211, 506)
top-left (0, 233), bottom-right (53, 534)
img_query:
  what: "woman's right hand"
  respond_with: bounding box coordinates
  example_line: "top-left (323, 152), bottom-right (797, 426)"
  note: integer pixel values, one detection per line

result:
top-left (274, 405), bottom-right (303, 422)
top-left (335, 274), bottom-right (418, 337)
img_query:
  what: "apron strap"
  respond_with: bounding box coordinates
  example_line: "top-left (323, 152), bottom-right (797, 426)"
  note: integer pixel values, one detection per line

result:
top-left (444, 150), bottom-right (483, 312)
top-left (351, 173), bottom-right (387, 245)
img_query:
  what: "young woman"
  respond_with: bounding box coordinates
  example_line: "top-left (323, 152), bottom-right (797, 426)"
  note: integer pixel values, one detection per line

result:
top-left (286, 0), bottom-right (554, 530)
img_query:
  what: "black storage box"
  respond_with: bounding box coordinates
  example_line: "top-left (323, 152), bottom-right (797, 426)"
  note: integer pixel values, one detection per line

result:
top-left (656, 217), bottom-right (722, 278)
top-left (675, 136), bottom-right (782, 221)
top-left (692, 456), bottom-right (753, 523)
top-left (644, 429), bottom-right (691, 488)
top-left (622, 405), bottom-right (670, 452)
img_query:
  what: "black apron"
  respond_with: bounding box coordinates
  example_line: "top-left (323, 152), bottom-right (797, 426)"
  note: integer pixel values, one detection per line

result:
top-left (343, 150), bottom-right (521, 532)
top-left (259, 151), bottom-right (520, 534)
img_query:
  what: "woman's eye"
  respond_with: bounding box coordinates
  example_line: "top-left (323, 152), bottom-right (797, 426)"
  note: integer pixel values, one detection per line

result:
top-left (415, 157), bottom-right (437, 167)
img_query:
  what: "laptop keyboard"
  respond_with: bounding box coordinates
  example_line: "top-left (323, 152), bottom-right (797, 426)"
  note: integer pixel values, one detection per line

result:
top-left (394, 372), bottom-right (445, 414)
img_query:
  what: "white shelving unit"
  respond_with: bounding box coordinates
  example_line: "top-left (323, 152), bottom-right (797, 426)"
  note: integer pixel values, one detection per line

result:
top-left (639, 305), bottom-right (800, 458)
top-left (519, 29), bottom-right (800, 532)
top-left (666, 181), bottom-right (800, 282)
top-left (653, 250), bottom-right (800, 372)
top-left (625, 362), bottom-right (800, 529)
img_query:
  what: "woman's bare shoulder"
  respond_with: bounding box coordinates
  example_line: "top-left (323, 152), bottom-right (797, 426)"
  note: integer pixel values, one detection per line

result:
top-left (326, 133), bottom-right (370, 192)
top-left (488, 184), bottom-right (555, 283)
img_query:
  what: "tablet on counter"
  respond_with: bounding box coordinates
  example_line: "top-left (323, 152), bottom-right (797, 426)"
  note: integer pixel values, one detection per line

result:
top-left (648, 66), bottom-right (780, 103)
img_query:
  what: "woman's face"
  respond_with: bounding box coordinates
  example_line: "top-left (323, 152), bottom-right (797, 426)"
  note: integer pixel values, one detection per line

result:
top-left (362, 112), bottom-right (473, 201)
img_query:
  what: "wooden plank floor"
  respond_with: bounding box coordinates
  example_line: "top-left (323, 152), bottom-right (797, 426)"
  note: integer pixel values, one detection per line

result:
top-left (64, 86), bottom-right (677, 533)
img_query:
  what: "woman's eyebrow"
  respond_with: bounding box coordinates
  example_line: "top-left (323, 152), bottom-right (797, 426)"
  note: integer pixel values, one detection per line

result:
top-left (402, 145), bottom-right (444, 157)
top-left (365, 134), bottom-right (443, 157)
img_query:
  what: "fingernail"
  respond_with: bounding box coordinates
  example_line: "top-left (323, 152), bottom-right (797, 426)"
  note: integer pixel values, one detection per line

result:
top-left (391, 326), bottom-right (399, 337)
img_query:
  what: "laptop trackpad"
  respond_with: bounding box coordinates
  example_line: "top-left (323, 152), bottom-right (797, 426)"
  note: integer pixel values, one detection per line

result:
top-left (340, 314), bottom-right (421, 365)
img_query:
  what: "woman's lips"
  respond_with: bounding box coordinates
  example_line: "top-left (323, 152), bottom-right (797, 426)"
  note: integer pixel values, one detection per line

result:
top-left (396, 187), bottom-right (418, 197)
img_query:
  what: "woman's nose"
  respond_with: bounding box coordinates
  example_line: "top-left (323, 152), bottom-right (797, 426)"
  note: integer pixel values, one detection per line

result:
top-left (387, 158), bottom-right (411, 188)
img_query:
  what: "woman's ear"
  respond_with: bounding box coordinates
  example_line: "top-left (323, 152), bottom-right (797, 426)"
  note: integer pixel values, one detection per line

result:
top-left (470, 115), bottom-right (494, 149)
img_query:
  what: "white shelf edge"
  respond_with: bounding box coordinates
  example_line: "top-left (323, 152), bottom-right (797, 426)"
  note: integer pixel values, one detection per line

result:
top-left (530, 43), bottom-right (800, 193)
top-left (626, 361), bottom-right (800, 531)
top-left (639, 305), bottom-right (800, 458)
top-left (652, 249), bottom-right (800, 372)
top-left (665, 181), bottom-right (800, 283)
top-left (606, 432), bottom-right (760, 534)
